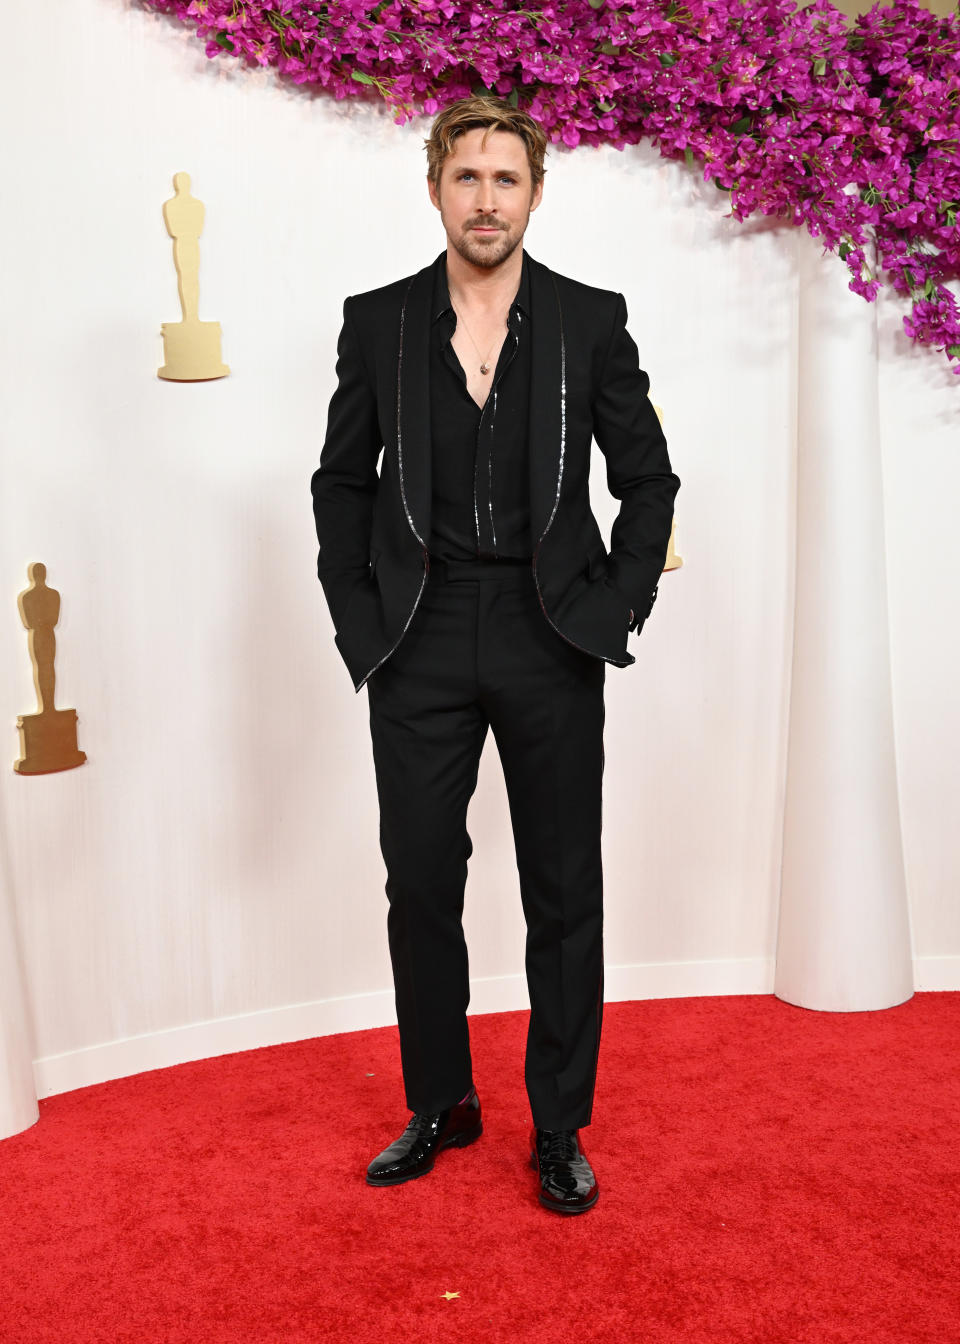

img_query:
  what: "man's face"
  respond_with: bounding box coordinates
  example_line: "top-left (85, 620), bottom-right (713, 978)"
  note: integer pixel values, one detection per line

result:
top-left (428, 127), bottom-right (543, 270)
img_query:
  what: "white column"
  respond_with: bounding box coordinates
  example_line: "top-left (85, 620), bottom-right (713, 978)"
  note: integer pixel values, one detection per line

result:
top-left (775, 229), bottom-right (913, 1011)
top-left (0, 866), bottom-right (38, 1140)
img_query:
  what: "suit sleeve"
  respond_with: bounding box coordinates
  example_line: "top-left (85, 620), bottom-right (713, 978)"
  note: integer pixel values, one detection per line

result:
top-left (591, 292), bottom-right (681, 633)
top-left (310, 296), bottom-right (382, 631)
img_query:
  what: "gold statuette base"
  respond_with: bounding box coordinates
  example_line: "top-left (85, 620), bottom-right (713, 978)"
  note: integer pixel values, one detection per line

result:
top-left (15, 709), bottom-right (87, 775)
top-left (158, 320), bottom-right (230, 381)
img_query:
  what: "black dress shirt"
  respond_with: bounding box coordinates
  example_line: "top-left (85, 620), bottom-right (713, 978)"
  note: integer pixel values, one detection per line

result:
top-left (427, 249), bottom-right (532, 561)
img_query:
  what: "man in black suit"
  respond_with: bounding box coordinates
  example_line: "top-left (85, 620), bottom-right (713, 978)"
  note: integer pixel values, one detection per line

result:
top-left (311, 95), bottom-right (680, 1213)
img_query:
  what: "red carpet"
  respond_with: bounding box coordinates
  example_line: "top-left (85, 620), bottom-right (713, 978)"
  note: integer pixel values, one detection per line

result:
top-left (2, 992), bottom-right (957, 1343)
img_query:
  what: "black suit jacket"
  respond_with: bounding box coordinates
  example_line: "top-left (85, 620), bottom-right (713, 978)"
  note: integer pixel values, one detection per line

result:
top-left (311, 247), bottom-right (681, 693)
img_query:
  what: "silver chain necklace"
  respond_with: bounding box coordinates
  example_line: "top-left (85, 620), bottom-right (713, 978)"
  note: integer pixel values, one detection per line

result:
top-left (450, 301), bottom-right (506, 375)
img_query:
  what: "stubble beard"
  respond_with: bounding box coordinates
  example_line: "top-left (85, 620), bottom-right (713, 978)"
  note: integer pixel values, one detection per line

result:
top-left (442, 208), bottom-right (529, 271)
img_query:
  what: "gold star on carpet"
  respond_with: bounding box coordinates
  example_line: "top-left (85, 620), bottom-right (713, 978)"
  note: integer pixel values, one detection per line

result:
top-left (441, 1291), bottom-right (460, 1301)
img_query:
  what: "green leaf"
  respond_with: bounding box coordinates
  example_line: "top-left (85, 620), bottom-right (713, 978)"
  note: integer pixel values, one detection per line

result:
top-left (351, 70), bottom-right (375, 84)
top-left (599, 40), bottom-right (620, 54)
top-left (812, 58), bottom-right (827, 76)
top-left (214, 31), bottom-right (235, 53)
top-left (659, 52), bottom-right (678, 68)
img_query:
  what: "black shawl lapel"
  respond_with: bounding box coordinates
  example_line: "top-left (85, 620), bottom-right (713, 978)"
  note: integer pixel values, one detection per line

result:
top-left (525, 250), bottom-right (564, 550)
top-left (394, 247), bottom-right (563, 555)
top-left (395, 257), bottom-right (436, 550)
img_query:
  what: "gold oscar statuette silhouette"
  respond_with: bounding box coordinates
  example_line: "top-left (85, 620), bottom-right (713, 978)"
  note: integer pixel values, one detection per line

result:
top-left (14, 563), bottom-right (87, 775)
top-left (652, 402), bottom-right (683, 572)
top-left (158, 171), bottom-right (230, 381)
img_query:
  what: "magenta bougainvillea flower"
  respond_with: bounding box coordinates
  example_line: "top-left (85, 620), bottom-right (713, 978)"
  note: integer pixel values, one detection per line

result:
top-left (142, 0), bottom-right (960, 373)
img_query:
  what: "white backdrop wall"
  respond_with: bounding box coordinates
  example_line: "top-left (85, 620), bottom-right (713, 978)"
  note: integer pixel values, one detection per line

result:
top-left (1, 0), bottom-right (958, 1101)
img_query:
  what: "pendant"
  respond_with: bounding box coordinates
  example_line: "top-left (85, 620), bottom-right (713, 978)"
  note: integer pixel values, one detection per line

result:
top-left (480, 363), bottom-right (489, 374)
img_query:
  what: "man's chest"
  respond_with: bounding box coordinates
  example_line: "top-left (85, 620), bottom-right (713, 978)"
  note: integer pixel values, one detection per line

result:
top-left (448, 324), bottom-right (511, 411)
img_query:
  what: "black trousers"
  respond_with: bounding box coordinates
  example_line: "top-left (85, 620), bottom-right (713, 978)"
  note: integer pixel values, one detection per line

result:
top-left (366, 556), bottom-right (606, 1131)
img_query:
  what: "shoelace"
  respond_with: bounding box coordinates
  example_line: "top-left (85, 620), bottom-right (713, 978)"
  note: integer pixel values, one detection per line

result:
top-left (407, 1112), bottom-right (441, 1138)
top-left (538, 1129), bottom-right (578, 1164)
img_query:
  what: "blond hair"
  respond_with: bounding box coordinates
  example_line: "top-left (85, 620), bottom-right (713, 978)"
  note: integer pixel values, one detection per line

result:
top-left (424, 96), bottom-right (547, 193)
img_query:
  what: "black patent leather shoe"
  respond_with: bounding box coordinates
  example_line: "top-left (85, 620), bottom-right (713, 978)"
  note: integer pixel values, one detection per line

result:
top-left (529, 1126), bottom-right (600, 1213)
top-left (366, 1086), bottom-right (483, 1186)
